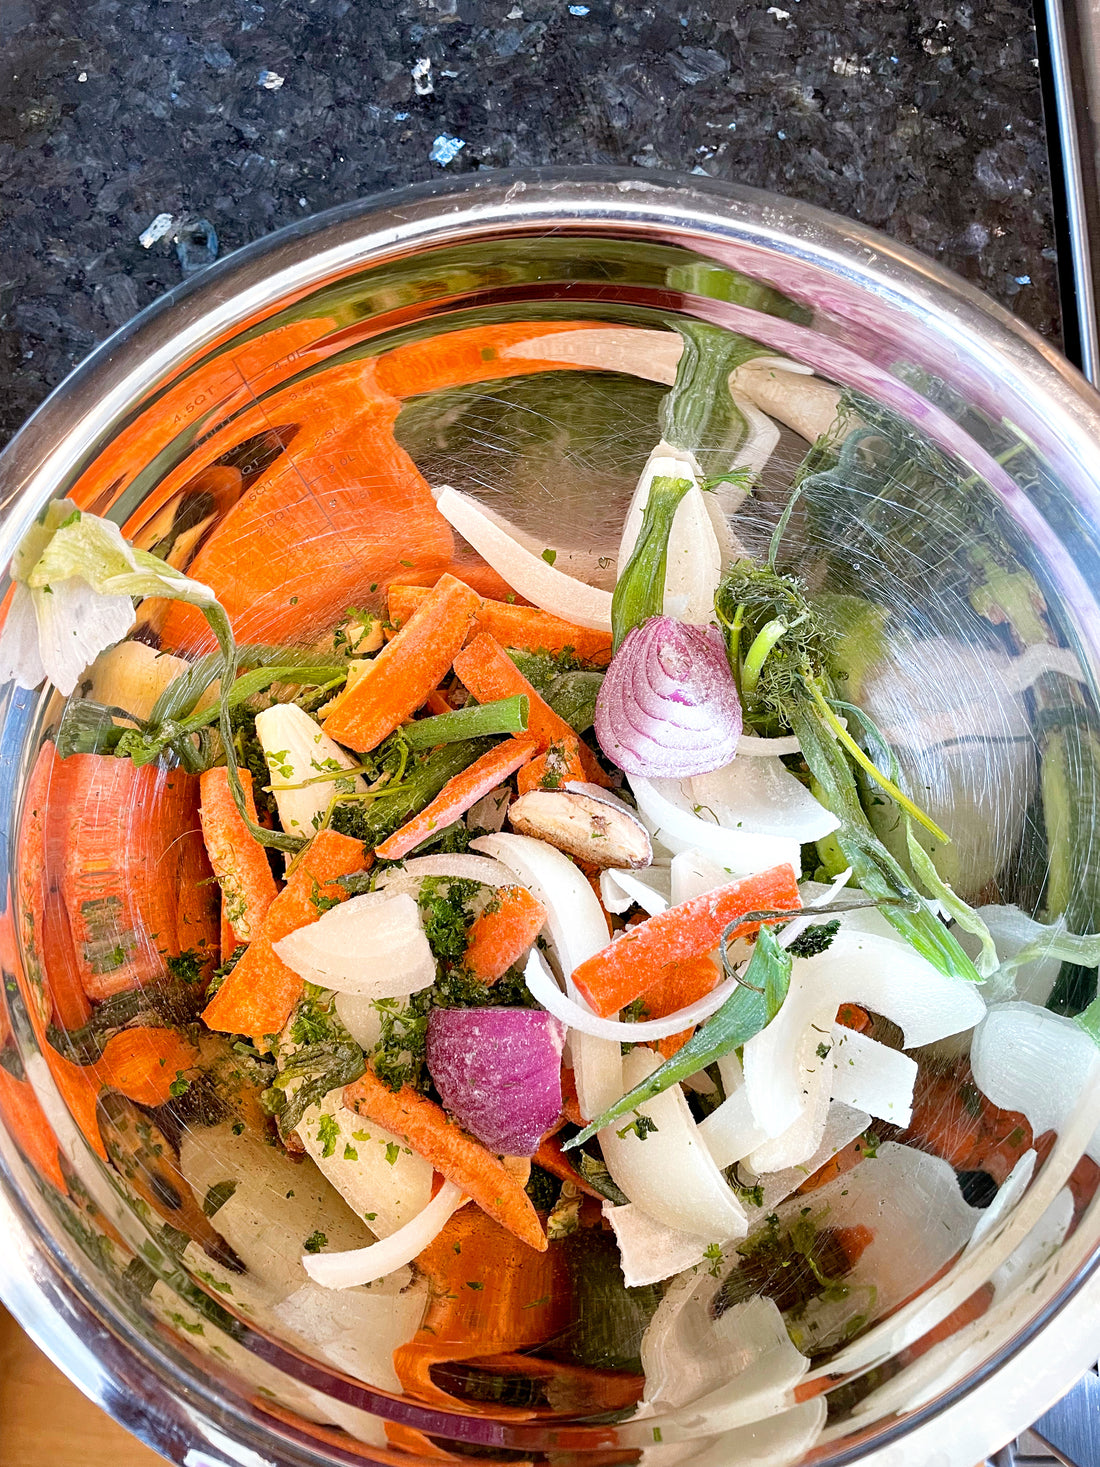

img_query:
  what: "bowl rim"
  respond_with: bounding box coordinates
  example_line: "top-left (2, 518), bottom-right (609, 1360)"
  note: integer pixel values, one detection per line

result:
top-left (3, 163), bottom-right (1100, 1467)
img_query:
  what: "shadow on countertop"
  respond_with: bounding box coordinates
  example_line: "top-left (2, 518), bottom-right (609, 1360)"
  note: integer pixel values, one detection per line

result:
top-left (0, 0), bottom-right (1059, 447)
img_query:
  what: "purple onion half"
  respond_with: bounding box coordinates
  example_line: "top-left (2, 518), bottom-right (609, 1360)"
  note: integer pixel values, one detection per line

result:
top-left (594, 616), bottom-right (742, 778)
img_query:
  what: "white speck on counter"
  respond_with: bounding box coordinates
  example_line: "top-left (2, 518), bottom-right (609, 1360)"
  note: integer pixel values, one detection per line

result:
top-left (507, 4), bottom-right (523, 14)
top-left (412, 57), bottom-right (434, 94)
top-left (569, 4), bottom-right (590, 13)
top-left (1015, 275), bottom-right (1032, 285)
top-left (430, 133), bottom-right (466, 166)
top-left (833, 55), bottom-right (870, 75)
top-left (138, 213), bottom-right (174, 249)
top-left (258, 69), bottom-right (284, 89)
top-left (767, 8), bottom-right (791, 18)
top-left (77, 70), bottom-right (87, 81)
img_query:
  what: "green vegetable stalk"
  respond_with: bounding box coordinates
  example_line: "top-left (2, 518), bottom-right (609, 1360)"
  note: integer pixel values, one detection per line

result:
top-left (714, 562), bottom-right (981, 983)
top-left (400, 695), bottom-right (529, 749)
top-left (611, 475), bottom-right (694, 650)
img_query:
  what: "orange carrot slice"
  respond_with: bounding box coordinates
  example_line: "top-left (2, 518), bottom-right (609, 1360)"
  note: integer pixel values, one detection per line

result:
top-left (322, 574), bottom-right (481, 752)
top-left (453, 633), bottom-right (611, 787)
top-left (199, 767), bottom-right (280, 943)
top-left (638, 953), bottom-right (722, 1060)
top-left (571, 864), bottom-right (802, 1017)
top-left (531, 1132), bottom-right (602, 1200)
top-left (835, 1002), bottom-right (869, 1032)
top-left (94, 1027), bottom-right (201, 1108)
top-left (201, 828), bottom-right (369, 1048)
top-left (375, 739), bottom-right (539, 861)
top-left (343, 1069), bottom-right (547, 1251)
top-left (464, 885), bottom-right (547, 983)
top-left (389, 585), bottom-right (612, 664)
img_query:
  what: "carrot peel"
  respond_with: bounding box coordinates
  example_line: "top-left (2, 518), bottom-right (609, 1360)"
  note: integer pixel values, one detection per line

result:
top-left (374, 739), bottom-right (538, 861)
top-left (343, 1069), bottom-right (547, 1251)
top-left (571, 864), bottom-right (802, 1017)
top-left (464, 885), bottom-right (547, 983)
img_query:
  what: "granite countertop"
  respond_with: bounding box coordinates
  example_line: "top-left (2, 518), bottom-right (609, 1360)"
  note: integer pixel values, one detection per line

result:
top-left (0, 0), bottom-right (1058, 449)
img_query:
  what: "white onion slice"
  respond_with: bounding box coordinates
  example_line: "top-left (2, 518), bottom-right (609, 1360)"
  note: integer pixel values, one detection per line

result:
top-left (728, 392), bottom-right (782, 485)
top-left (473, 831), bottom-right (622, 1119)
top-left (740, 1102), bottom-right (871, 1224)
top-left (296, 1095), bottom-right (433, 1238)
top-left (603, 1201), bottom-right (710, 1287)
top-left (500, 326), bottom-right (682, 384)
top-left (738, 732), bottom-right (802, 757)
top-left (599, 1046), bottom-right (749, 1242)
top-left (303, 1183), bottom-right (468, 1289)
top-left (781, 1143), bottom-right (980, 1357)
top-left (600, 867), bottom-right (670, 916)
top-left (630, 772), bottom-right (801, 877)
top-left (688, 757), bottom-right (839, 842)
top-left (661, 484), bottom-right (723, 627)
top-left (970, 1001), bottom-right (1100, 1161)
top-left (743, 928), bottom-right (986, 1138)
top-left (828, 1026), bottom-right (917, 1128)
top-left (730, 360), bottom-right (842, 444)
top-left (465, 784), bottom-right (512, 834)
top-left (523, 947), bottom-right (736, 1043)
top-left (618, 442), bottom-right (703, 572)
top-left (375, 854), bottom-right (515, 891)
top-left (273, 891), bottom-right (436, 997)
top-left (333, 992), bottom-right (383, 1051)
top-left (747, 1030), bottom-right (834, 1173)
top-left (435, 485), bottom-right (612, 631)
top-left (966, 1149), bottom-right (1037, 1252)
top-left (698, 1075), bottom-right (771, 1169)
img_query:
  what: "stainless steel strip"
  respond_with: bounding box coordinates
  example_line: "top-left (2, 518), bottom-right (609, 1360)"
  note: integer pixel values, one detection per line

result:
top-left (1044, 0), bottom-right (1100, 383)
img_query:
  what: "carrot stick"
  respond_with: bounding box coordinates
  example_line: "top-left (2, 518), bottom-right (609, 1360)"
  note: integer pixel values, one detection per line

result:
top-left (637, 954), bottom-right (721, 1060)
top-left (424, 688), bottom-right (452, 717)
top-left (464, 885), bottom-right (547, 982)
top-left (375, 739), bottom-right (539, 861)
top-left (199, 767), bottom-right (280, 943)
top-left (532, 1133), bottom-right (603, 1200)
top-left (453, 633), bottom-right (611, 787)
top-left (94, 1027), bottom-right (201, 1108)
top-left (390, 585), bottom-right (612, 664)
top-left (343, 1069), bottom-right (547, 1251)
top-left (201, 828), bottom-right (369, 1047)
top-left (322, 574), bottom-right (481, 752)
top-left (571, 864), bottom-right (802, 1017)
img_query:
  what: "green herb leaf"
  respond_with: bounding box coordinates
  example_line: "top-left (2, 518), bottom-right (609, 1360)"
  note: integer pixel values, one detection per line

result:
top-left (564, 927), bottom-right (793, 1149)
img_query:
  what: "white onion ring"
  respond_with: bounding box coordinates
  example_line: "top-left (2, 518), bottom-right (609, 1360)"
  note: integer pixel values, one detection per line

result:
top-left (302, 1183), bottom-right (468, 1289)
top-left (375, 854), bottom-right (515, 890)
top-left (522, 948), bottom-right (740, 1041)
top-left (595, 617), bottom-right (742, 778)
top-left (434, 485), bottom-right (612, 631)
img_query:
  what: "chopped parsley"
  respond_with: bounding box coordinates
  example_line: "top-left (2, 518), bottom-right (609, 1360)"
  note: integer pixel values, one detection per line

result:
top-left (616, 1113), bottom-right (658, 1142)
top-left (316, 1113), bottom-right (340, 1159)
top-left (303, 1230), bottom-right (328, 1254)
top-left (785, 920), bottom-right (841, 958)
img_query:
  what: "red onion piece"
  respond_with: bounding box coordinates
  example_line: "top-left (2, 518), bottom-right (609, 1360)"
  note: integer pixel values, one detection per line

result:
top-left (426, 1008), bottom-right (566, 1156)
top-left (594, 616), bottom-right (742, 778)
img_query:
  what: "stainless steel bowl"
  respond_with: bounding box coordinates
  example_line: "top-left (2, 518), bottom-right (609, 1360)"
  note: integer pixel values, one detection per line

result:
top-left (2, 169), bottom-right (1100, 1467)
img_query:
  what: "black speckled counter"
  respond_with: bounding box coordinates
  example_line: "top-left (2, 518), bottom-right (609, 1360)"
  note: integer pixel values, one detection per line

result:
top-left (0, 0), bottom-right (1058, 448)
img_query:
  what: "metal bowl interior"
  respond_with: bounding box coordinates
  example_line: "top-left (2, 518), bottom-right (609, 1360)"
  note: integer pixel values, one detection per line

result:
top-left (2, 169), bottom-right (1100, 1467)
